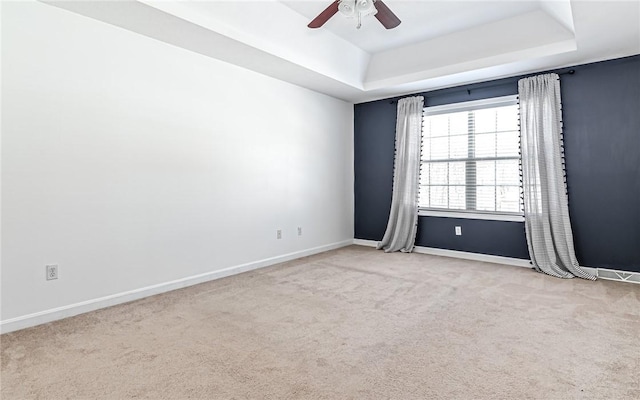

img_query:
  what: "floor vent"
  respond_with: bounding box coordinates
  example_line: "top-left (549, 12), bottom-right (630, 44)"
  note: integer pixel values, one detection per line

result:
top-left (597, 268), bottom-right (640, 284)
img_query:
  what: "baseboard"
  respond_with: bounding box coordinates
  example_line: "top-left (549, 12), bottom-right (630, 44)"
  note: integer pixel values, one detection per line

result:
top-left (581, 266), bottom-right (599, 277)
top-left (353, 239), bottom-right (532, 268)
top-left (412, 246), bottom-right (533, 268)
top-left (352, 239), bottom-right (640, 283)
top-left (0, 239), bottom-right (353, 334)
top-left (352, 238), bottom-right (378, 248)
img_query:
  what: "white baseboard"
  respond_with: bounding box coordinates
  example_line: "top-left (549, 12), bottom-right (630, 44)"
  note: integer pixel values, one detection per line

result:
top-left (412, 246), bottom-right (533, 268)
top-left (352, 239), bottom-right (640, 283)
top-left (581, 266), bottom-right (599, 277)
top-left (4, 239), bottom-right (633, 334)
top-left (352, 238), bottom-right (378, 248)
top-left (0, 239), bottom-right (353, 334)
top-left (353, 239), bottom-right (532, 268)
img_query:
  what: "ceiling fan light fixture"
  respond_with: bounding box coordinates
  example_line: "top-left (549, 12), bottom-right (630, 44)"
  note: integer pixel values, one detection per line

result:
top-left (338, 0), bottom-right (356, 17)
top-left (356, 0), bottom-right (377, 17)
top-left (338, 0), bottom-right (378, 29)
top-left (307, 0), bottom-right (400, 30)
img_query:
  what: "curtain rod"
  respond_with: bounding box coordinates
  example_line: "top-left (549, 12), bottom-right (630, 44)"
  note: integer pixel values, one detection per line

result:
top-left (389, 69), bottom-right (576, 104)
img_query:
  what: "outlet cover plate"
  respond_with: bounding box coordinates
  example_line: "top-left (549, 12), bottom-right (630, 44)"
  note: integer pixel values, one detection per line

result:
top-left (46, 264), bottom-right (58, 280)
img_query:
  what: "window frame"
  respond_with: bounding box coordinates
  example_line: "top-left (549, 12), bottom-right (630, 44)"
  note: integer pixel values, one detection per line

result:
top-left (419, 95), bottom-right (524, 221)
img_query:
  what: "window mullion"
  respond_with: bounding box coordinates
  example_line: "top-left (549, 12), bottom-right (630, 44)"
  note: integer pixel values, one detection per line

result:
top-left (494, 111), bottom-right (498, 212)
top-left (447, 117), bottom-right (451, 209)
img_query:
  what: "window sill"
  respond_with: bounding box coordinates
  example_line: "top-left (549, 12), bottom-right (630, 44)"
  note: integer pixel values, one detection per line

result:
top-left (418, 209), bottom-right (524, 222)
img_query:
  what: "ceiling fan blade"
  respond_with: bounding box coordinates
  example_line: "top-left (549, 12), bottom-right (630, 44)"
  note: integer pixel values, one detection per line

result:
top-left (308, 1), bottom-right (340, 28)
top-left (374, 0), bottom-right (401, 29)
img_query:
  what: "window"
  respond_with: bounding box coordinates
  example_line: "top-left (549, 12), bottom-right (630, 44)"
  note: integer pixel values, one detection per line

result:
top-left (419, 95), bottom-right (522, 217)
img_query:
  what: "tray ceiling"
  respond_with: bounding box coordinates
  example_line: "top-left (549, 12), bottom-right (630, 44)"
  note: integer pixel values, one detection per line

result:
top-left (44, 0), bottom-right (640, 102)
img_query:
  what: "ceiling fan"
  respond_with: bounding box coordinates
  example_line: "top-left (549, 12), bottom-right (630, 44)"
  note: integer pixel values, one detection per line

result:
top-left (308, 0), bottom-right (401, 30)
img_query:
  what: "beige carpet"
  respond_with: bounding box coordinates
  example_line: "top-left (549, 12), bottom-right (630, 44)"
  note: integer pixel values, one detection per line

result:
top-left (2, 245), bottom-right (639, 399)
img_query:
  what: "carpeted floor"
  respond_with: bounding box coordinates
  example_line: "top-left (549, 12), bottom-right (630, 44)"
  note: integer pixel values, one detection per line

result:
top-left (1, 245), bottom-right (639, 399)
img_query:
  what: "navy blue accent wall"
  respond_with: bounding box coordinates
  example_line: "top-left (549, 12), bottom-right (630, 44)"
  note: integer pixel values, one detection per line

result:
top-left (561, 56), bottom-right (640, 271)
top-left (354, 55), bottom-right (640, 272)
top-left (354, 100), bottom-right (397, 241)
top-left (415, 217), bottom-right (529, 259)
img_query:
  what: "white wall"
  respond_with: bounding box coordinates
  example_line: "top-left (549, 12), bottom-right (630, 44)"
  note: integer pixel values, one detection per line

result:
top-left (0, 1), bottom-right (354, 329)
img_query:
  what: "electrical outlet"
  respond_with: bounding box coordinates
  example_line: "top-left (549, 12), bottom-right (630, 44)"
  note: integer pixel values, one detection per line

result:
top-left (297, 227), bottom-right (302, 236)
top-left (455, 226), bottom-right (462, 236)
top-left (277, 230), bottom-right (282, 239)
top-left (46, 264), bottom-right (58, 280)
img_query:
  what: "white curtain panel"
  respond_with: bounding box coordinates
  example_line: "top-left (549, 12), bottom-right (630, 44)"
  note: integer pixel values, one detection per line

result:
top-left (378, 96), bottom-right (424, 253)
top-left (518, 74), bottom-right (596, 280)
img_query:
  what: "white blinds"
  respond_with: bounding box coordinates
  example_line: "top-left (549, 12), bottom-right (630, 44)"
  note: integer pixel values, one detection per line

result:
top-left (419, 95), bottom-right (522, 214)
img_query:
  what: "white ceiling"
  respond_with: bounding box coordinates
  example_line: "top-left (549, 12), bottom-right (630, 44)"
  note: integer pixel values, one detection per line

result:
top-left (282, 1), bottom-right (546, 53)
top-left (45, 0), bottom-right (640, 103)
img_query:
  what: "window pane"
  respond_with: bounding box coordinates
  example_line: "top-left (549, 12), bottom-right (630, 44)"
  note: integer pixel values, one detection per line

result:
top-left (419, 185), bottom-right (430, 208)
top-left (497, 131), bottom-right (519, 157)
top-left (420, 97), bottom-right (522, 214)
top-left (475, 132), bottom-right (496, 158)
top-left (496, 160), bottom-right (519, 185)
top-left (449, 186), bottom-right (466, 209)
top-left (474, 109), bottom-right (496, 134)
top-left (449, 162), bottom-right (465, 185)
top-left (449, 112), bottom-right (468, 135)
top-left (420, 163), bottom-right (430, 185)
top-left (429, 115), bottom-right (449, 138)
top-left (497, 186), bottom-right (521, 213)
top-left (430, 163), bottom-right (448, 184)
top-left (496, 105), bottom-right (519, 132)
top-left (428, 137), bottom-right (449, 160)
top-left (430, 186), bottom-right (448, 208)
top-left (477, 186), bottom-right (496, 211)
top-left (449, 134), bottom-right (468, 158)
top-left (476, 160), bottom-right (495, 185)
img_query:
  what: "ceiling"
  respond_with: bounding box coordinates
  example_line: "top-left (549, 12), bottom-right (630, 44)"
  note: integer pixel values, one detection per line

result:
top-left (46, 0), bottom-right (640, 103)
top-left (283, 1), bottom-right (546, 53)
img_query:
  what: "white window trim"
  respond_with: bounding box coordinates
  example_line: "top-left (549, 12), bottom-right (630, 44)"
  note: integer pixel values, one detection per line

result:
top-left (420, 94), bottom-right (522, 220)
top-left (418, 209), bottom-right (524, 222)
top-left (424, 95), bottom-right (518, 116)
